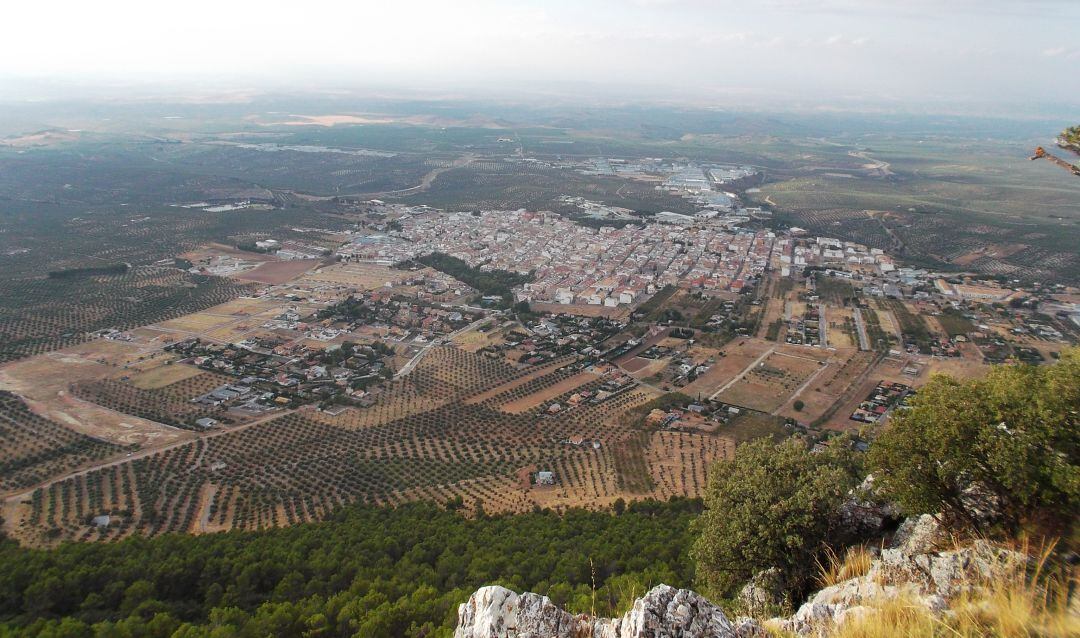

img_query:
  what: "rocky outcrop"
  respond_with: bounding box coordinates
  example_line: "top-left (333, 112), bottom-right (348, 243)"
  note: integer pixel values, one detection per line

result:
top-left (454, 584), bottom-right (764, 638)
top-left (836, 475), bottom-right (900, 539)
top-left (454, 586), bottom-right (578, 638)
top-left (736, 568), bottom-right (786, 617)
top-left (456, 516), bottom-right (1030, 638)
top-left (773, 515), bottom-right (1028, 635)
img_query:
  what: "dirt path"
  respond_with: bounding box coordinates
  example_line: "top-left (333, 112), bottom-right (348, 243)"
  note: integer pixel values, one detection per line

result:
top-left (709, 345), bottom-right (777, 401)
top-left (774, 359), bottom-right (831, 415)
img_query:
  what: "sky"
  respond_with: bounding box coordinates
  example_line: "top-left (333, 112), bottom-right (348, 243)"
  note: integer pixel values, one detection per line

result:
top-left (3, 0), bottom-right (1079, 109)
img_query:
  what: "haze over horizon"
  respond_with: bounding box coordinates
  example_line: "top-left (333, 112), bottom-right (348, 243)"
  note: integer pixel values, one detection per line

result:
top-left (3, 0), bottom-right (1078, 115)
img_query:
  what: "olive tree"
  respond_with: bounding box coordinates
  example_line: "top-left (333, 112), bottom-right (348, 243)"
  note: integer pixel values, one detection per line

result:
top-left (868, 348), bottom-right (1078, 534)
top-left (692, 437), bottom-right (862, 597)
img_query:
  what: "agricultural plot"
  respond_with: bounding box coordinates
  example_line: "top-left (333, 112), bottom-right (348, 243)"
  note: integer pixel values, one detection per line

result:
top-left (821, 355), bottom-right (913, 431)
top-left (0, 391), bottom-right (127, 492)
top-left (127, 362), bottom-right (204, 390)
top-left (234, 259), bottom-right (322, 284)
top-left (825, 307), bottom-right (858, 349)
top-left (0, 267), bottom-right (257, 364)
top-left (776, 349), bottom-right (876, 422)
top-left (71, 371), bottom-right (237, 431)
top-left (680, 337), bottom-right (775, 398)
top-left (7, 340), bottom-right (716, 542)
top-left (645, 431), bottom-right (731, 500)
top-left (715, 350), bottom-right (826, 413)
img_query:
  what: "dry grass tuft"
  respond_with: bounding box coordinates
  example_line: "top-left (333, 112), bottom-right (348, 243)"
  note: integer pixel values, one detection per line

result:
top-left (816, 544), bottom-right (875, 588)
top-left (831, 539), bottom-right (1078, 638)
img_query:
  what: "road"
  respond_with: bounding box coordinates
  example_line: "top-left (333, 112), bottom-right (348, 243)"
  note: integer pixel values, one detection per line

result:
top-left (371, 154), bottom-right (476, 197)
top-left (775, 358), bottom-right (831, 415)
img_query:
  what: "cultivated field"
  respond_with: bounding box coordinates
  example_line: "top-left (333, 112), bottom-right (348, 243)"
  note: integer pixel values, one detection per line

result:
top-left (0, 391), bottom-right (127, 493)
top-left (3, 341), bottom-right (736, 543)
top-left (234, 259), bottom-right (321, 284)
top-left (715, 350), bottom-right (826, 413)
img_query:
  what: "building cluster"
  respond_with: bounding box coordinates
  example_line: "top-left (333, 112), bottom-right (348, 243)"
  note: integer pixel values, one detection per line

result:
top-left (341, 210), bottom-right (777, 307)
top-left (556, 196), bottom-right (637, 220)
top-left (774, 234), bottom-right (896, 278)
top-left (309, 293), bottom-right (481, 345)
top-left (479, 314), bottom-right (628, 365)
top-left (850, 381), bottom-right (913, 424)
top-left (166, 336), bottom-right (396, 413)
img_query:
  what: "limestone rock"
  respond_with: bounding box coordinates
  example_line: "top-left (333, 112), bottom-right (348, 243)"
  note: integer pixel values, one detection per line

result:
top-left (888, 514), bottom-right (946, 555)
top-left (779, 515), bottom-right (1027, 635)
top-left (837, 475), bottom-right (900, 538)
top-left (454, 586), bottom-right (577, 638)
top-left (454, 584), bottom-right (750, 638)
top-left (737, 568), bottom-right (786, 617)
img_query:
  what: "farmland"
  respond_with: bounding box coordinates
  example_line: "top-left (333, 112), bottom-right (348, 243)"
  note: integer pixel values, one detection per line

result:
top-left (3, 341), bottom-right (742, 543)
top-left (0, 392), bottom-right (128, 492)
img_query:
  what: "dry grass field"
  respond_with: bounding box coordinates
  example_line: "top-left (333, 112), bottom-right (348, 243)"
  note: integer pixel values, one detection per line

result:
top-left (127, 362), bottom-right (204, 389)
top-left (234, 259), bottom-right (322, 284)
top-left (716, 350), bottom-right (825, 413)
top-left (0, 341), bottom-right (196, 449)
top-left (297, 262), bottom-right (421, 290)
top-left (775, 349), bottom-right (875, 421)
top-left (681, 337), bottom-right (775, 398)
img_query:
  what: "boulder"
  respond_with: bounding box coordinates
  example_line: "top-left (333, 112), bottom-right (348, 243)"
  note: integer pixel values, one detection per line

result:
top-left (836, 475), bottom-right (900, 538)
top-left (888, 514), bottom-right (946, 555)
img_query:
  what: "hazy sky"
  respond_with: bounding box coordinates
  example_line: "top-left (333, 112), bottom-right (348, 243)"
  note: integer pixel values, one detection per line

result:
top-left (4, 0), bottom-right (1079, 107)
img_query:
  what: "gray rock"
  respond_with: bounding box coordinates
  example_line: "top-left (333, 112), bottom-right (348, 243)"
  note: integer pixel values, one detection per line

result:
top-left (454, 584), bottom-right (743, 638)
top-left (454, 586), bottom-right (579, 638)
top-left (837, 475), bottom-right (900, 538)
top-left (737, 568), bottom-right (786, 617)
top-left (889, 513), bottom-right (946, 555)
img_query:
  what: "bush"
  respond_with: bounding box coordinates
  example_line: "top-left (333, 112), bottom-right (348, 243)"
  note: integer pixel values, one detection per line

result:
top-left (692, 437), bottom-right (863, 597)
top-left (868, 348), bottom-right (1079, 535)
